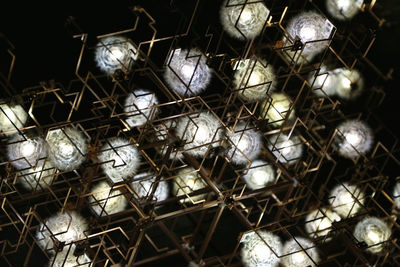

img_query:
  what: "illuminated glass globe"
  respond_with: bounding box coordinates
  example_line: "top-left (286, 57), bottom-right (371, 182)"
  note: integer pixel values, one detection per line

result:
top-left (307, 65), bottom-right (337, 97)
top-left (163, 48), bottom-right (212, 96)
top-left (326, 0), bottom-right (363, 21)
top-left (220, 0), bottom-right (270, 40)
top-left (7, 135), bottom-right (46, 170)
top-left (242, 160), bottom-right (275, 190)
top-left (282, 237), bottom-right (320, 267)
top-left (353, 217), bottom-right (392, 254)
top-left (88, 181), bottom-right (128, 217)
top-left (94, 35), bottom-right (138, 75)
top-left (267, 133), bottom-right (303, 165)
top-left (175, 112), bottom-right (223, 158)
top-left (233, 58), bottom-right (277, 101)
top-left (260, 93), bottom-right (295, 127)
top-left (36, 211), bottom-right (88, 253)
top-left (393, 180), bottom-right (400, 212)
top-left (49, 246), bottom-right (92, 267)
top-left (18, 160), bottom-right (56, 191)
top-left (46, 127), bottom-right (88, 171)
top-left (98, 137), bottom-right (140, 183)
top-left (124, 88), bottom-right (159, 128)
top-left (172, 167), bottom-right (207, 204)
top-left (131, 172), bottom-right (169, 203)
top-left (286, 11), bottom-right (332, 57)
top-left (329, 182), bottom-right (365, 218)
top-left (305, 208), bottom-right (341, 240)
top-left (334, 68), bottom-right (364, 100)
top-left (0, 103), bottom-right (28, 135)
top-left (335, 120), bottom-right (373, 159)
top-left (240, 230), bottom-right (282, 267)
top-left (225, 122), bottom-right (262, 165)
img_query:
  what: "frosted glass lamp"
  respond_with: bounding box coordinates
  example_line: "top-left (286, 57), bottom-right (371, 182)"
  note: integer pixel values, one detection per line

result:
top-left (0, 103), bottom-right (28, 135)
top-left (220, 0), bottom-right (270, 40)
top-left (94, 35), bottom-right (138, 75)
top-left (163, 48), bottom-right (211, 96)
top-left (175, 112), bottom-right (223, 158)
top-left (7, 135), bottom-right (46, 170)
top-left (353, 217), bottom-right (392, 254)
top-left (281, 237), bottom-right (320, 267)
top-left (305, 208), bottom-right (341, 240)
top-left (88, 181), bottom-right (128, 216)
top-left (18, 160), bottom-right (56, 191)
top-left (329, 182), bottom-right (365, 218)
top-left (98, 137), bottom-right (140, 183)
top-left (233, 58), bottom-right (277, 101)
top-left (46, 127), bottom-right (88, 171)
top-left (260, 93), bottom-right (295, 127)
top-left (240, 230), bottom-right (282, 267)
top-left (225, 122), bottom-right (262, 165)
top-left (131, 172), bottom-right (169, 203)
top-left (267, 133), bottom-right (303, 165)
top-left (335, 119), bottom-right (373, 159)
top-left (36, 211), bottom-right (88, 253)
top-left (326, 0), bottom-right (363, 21)
top-left (242, 160), bottom-right (275, 190)
top-left (49, 245), bottom-right (92, 267)
top-left (123, 88), bottom-right (159, 128)
top-left (172, 167), bottom-right (207, 204)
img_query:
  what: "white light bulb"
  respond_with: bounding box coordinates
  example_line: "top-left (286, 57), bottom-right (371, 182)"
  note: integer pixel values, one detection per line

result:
top-left (248, 72), bottom-right (261, 86)
top-left (21, 141), bottom-right (36, 157)
top-left (196, 126), bottom-right (208, 142)
top-left (239, 9), bottom-right (253, 23)
top-left (187, 178), bottom-right (195, 189)
top-left (300, 26), bottom-right (317, 41)
top-left (237, 136), bottom-right (250, 151)
top-left (367, 230), bottom-right (380, 244)
top-left (336, 120), bottom-right (373, 159)
top-left (253, 244), bottom-right (265, 258)
top-left (60, 142), bottom-right (75, 157)
top-left (110, 47), bottom-right (124, 62)
top-left (181, 64), bottom-right (195, 79)
top-left (342, 76), bottom-right (352, 88)
top-left (251, 170), bottom-right (267, 185)
top-left (292, 252), bottom-right (306, 264)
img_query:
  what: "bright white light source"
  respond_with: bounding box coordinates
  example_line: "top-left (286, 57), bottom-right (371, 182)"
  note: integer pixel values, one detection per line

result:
top-left (98, 137), bottom-right (140, 183)
top-left (233, 58), bottom-right (277, 101)
top-left (308, 65), bottom-right (337, 97)
top-left (329, 182), bottom-right (365, 218)
top-left (353, 216), bottom-right (391, 254)
top-left (335, 120), bottom-right (373, 159)
top-left (18, 160), bottom-right (56, 191)
top-left (240, 230), bottom-right (282, 267)
top-left (305, 208), bottom-right (341, 240)
top-left (7, 135), bottom-right (47, 170)
top-left (220, 0), bottom-right (270, 40)
top-left (124, 88), bottom-right (159, 128)
top-left (164, 48), bottom-right (211, 96)
top-left (326, 0), bottom-right (363, 21)
top-left (175, 112), bottom-right (223, 158)
top-left (0, 103), bottom-right (28, 135)
top-left (49, 245), bottom-right (92, 267)
top-left (172, 167), bottom-right (207, 204)
top-left (242, 160), bottom-right (275, 190)
top-left (268, 133), bottom-right (303, 165)
top-left (131, 172), bottom-right (169, 203)
top-left (334, 68), bottom-right (364, 100)
top-left (88, 181), bottom-right (128, 217)
top-left (260, 93), bottom-right (295, 127)
top-left (46, 128), bottom-right (88, 171)
top-left (282, 237), bottom-right (320, 267)
top-left (36, 211), bottom-right (88, 253)
top-left (286, 11), bottom-right (332, 57)
top-left (225, 122), bottom-right (262, 165)
top-left (94, 35), bottom-right (138, 75)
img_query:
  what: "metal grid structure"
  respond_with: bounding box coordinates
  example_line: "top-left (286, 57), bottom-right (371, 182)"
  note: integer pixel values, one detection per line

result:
top-left (0, 0), bottom-right (399, 266)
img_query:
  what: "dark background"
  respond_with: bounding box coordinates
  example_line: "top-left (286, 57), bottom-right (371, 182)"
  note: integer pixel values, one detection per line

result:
top-left (0, 0), bottom-right (399, 266)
